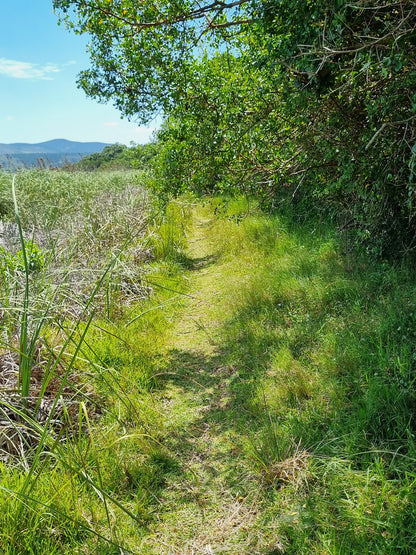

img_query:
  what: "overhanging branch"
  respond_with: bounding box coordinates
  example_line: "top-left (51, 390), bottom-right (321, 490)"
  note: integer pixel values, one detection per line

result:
top-left (66, 0), bottom-right (252, 33)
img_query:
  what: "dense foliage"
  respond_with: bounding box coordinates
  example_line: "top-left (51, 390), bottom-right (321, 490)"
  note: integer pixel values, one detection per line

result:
top-left (54, 0), bottom-right (416, 255)
top-left (76, 141), bottom-right (159, 170)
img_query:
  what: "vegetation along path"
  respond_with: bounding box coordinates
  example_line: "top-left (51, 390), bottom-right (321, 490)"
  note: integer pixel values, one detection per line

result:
top-left (3, 173), bottom-right (416, 553)
top-left (133, 198), bottom-right (416, 554)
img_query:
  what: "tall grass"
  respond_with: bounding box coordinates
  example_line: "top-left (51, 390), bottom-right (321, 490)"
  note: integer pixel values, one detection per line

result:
top-left (0, 169), bottom-right (178, 552)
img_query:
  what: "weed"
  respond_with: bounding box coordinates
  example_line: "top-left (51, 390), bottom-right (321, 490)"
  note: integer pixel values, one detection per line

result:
top-left (0, 170), bottom-right (172, 553)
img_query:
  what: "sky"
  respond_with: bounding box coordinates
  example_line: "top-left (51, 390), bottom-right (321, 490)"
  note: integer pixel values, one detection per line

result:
top-left (0, 1), bottom-right (158, 145)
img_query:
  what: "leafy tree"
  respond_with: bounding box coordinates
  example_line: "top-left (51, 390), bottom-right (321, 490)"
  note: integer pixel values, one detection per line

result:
top-left (253, 0), bottom-right (416, 254)
top-left (77, 142), bottom-right (159, 170)
top-left (53, 0), bottom-right (252, 121)
top-left (77, 143), bottom-right (128, 170)
top-left (54, 0), bottom-right (416, 255)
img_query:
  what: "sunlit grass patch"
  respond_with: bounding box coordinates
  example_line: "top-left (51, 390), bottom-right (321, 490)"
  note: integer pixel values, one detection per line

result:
top-left (1, 183), bottom-right (416, 552)
top-left (258, 347), bottom-right (317, 412)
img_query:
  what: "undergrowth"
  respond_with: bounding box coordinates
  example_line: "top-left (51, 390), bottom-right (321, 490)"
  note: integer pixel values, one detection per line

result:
top-left (0, 170), bottom-right (192, 553)
top-left (0, 172), bottom-right (415, 553)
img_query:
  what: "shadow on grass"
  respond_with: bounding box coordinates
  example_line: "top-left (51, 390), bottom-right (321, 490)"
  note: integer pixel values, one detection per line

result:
top-left (148, 253), bottom-right (416, 552)
top-left (188, 252), bottom-right (219, 271)
top-left (168, 251), bottom-right (220, 272)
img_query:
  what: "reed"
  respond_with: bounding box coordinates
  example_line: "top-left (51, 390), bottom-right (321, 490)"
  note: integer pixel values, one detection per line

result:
top-left (0, 170), bottom-right (162, 552)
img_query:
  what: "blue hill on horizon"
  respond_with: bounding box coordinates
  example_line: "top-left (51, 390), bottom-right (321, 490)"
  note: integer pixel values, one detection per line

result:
top-left (0, 139), bottom-right (110, 155)
top-left (0, 139), bottom-right (112, 170)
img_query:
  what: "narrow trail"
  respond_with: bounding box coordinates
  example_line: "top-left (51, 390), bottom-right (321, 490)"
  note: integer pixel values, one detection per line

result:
top-left (142, 208), bottom-right (272, 555)
top-left (168, 214), bottom-right (220, 354)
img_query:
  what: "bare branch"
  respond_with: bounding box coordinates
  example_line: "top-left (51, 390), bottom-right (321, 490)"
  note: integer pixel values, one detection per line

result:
top-left (73, 0), bottom-right (251, 33)
top-left (365, 123), bottom-right (387, 150)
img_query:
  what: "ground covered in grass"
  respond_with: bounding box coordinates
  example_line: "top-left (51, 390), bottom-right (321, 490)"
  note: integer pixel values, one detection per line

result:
top-left (129, 199), bottom-right (416, 554)
top-left (1, 176), bottom-right (416, 553)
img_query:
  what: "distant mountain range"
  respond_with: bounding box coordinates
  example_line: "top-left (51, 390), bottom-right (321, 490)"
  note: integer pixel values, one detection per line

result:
top-left (0, 139), bottom-right (110, 155)
top-left (0, 139), bottom-right (111, 170)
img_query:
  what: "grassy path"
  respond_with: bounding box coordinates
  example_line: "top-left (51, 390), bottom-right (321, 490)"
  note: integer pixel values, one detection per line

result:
top-left (141, 205), bottom-right (277, 554)
top-left (122, 198), bottom-right (416, 554)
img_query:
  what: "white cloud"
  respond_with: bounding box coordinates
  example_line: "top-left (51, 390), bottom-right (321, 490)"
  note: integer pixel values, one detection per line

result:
top-left (0, 58), bottom-right (61, 80)
top-left (6, 116), bottom-right (14, 121)
top-left (103, 122), bottom-right (119, 127)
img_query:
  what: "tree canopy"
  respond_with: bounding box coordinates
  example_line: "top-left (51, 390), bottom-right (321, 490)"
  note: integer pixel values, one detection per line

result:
top-left (53, 0), bottom-right (252, 120)
top-left (54, 0), bottom-right (416, 256)
top-left (76, 142), bottom-right (159, 170)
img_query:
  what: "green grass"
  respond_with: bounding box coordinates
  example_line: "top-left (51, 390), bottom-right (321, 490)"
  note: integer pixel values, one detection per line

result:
top-left (138, 197), bottom-right (416, 553)
top-left (0, 173), bottom-right (416, 553)
top-left (0, 169), bottom-right (177, 553)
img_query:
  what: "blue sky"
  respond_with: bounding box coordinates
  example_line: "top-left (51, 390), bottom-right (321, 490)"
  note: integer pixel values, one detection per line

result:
top-left (0, 1), bottom-right (157, 145)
